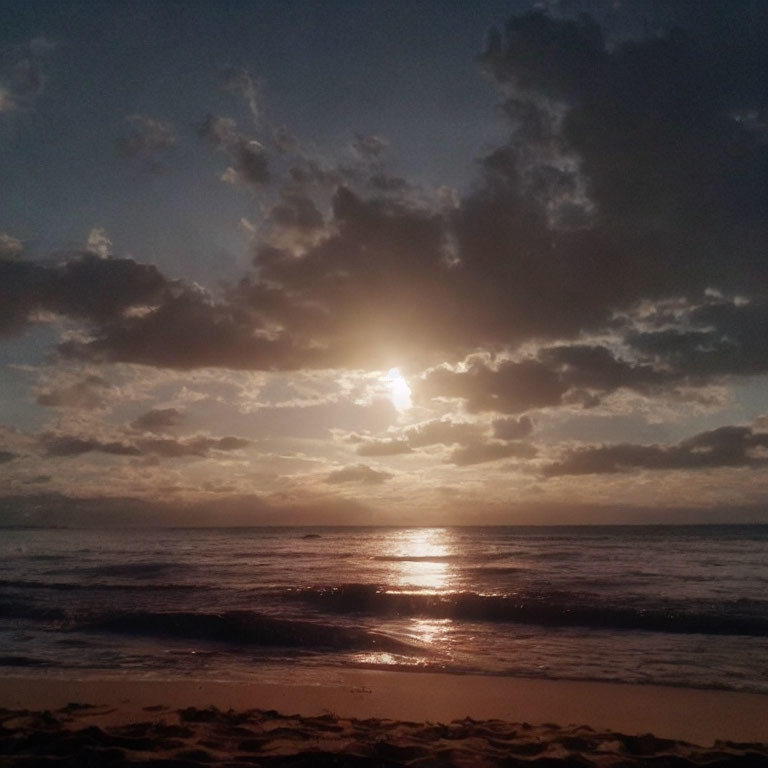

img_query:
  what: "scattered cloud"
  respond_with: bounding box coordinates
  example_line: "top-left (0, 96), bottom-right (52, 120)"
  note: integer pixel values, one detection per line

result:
top-left (198, 113), bottom-right (270, 187)
top-left (356, 438), bottom-right (412, 456)
top-left (0, 233), bottom-right (22, 259)
top-left (352, 132), bottom-right (388, 161)
top-left (449, 440), bottom-right (536, 466)
top-left (0, 36), bottom-right (52, 116)
top-left (117, 114), bottom-right (176, 172)
top-left (492, 416), bottom-right (534, 440)
top-left (86, 228), bottom-right (112, 259)
top-left (220, 65), bottom-right (261, 123)
top-left (39, 432), bottom-right (250, 460)
top-left (326, 463), bottom-right (393, 484)
top-left (36, 375), bottom-right (111, 409)
top-left (0, 253), bottom-right (170, 336)
top-left (130, 407), bottom-right (185, 433)
top-left (543, 425), bottom-right (768, 477)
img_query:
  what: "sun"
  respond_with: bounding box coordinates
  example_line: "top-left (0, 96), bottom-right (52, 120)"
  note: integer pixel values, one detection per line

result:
top-left (384, 367), bottom-right (412, 411)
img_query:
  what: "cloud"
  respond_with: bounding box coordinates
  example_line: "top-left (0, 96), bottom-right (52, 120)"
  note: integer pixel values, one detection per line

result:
top-left (220, 65), bottom-right (260, 123)
top-left (60, 286), bottom-right (306, 370)
top-left (0, 233), bottom-right (22, 260)
top-left (492, 416), bottom-right (534, 440)
top-left (448, 440), bottom-right (536, 466)
top-left (86, 228), bottom-right (112, 258)
top-left (352, 133), bottom-right (388, 161)
top-left (41, 435), bottom-right (141, 458)
top-left (475, 9), bottom-right (768, 298)
top-left (39, 432), bottom-right (250, 459)
top-left (326, 463), bottom-right (393, 484)
top-left (198, 113), bottom-right (270, 187)
top-left (404, 418), bottom-right (484, 447)
top-left (267, 191), bottom-right (325, 236)
top-left (420, 358), bottom-right (567, 414)
top-left (0, 450), bottom-right (18, 464)
top-left (130, 407), bottom-right (185, 433)
top-left (138, 435), bottom-right (250, 458)
top-left (356, 438), bottom-right (412, 456)
top-left (3, 7), bottom-right (768, 401)
top-left (0, 253), bottom-right (169, 336)
top-left (352, 418), bottom-right (484, 458)
top-left (117, 114), bottom-right (176, 172)
top-left (543, 425), bottom-right (768, 477)
top-left (628, 298), bottom-right (768, 379)
top-left (36, 375), bottom-right (111, 409)
top-left (0, 37), bottom-right (52, 116)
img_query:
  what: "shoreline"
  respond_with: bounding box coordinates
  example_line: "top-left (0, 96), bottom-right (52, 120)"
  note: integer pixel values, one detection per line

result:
top-left (2, 669), bottom-right (768, 746)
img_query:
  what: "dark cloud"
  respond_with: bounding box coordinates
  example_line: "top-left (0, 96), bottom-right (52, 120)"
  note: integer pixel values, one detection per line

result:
top-left (220, 65), bottom-right (260, 122)
top-left (0, 253), bottom-right (169, 336)
top-left (418, 337), bottom-right (719, 415)
top-left (326, 463), bottom-right (393, 484)
top-left (138, 435), bottom-right (250, 458)
top-left (404, 419), bottom-right (483, 447)
top-left (628, 298), bottom-right (768, 379)
top-left (0, 233), bottom-right (23, 260)
top-left (543, 425), bottom-right (768, 477)
top-left (40, 433), bottom-right (249, 459)
top-left (0, 39), bottom-right (49, 115)
top-left (36, 375), bottom-right (111, 409)
top-left (492, 416), bottom-right (533, 440)
top-left (352, 133), bottom-right (388, 161)
top-left (4, 6), bottom-right (768, 395)
top-left (117, 114), bottom-right (176, 172)
top-left (449, 440), bottom-right (536, 466)
top-left (420, 358), bottom-right (567, 414)
top-left (42, 435), bottom-right (140, 458)
top-left (198, 113), bottom-right (270, 186)
top-left (61, 286), bottom-right (307, 370)
top-left (539, 345), bottom-right (661, 393)
top-left (242, 186), bottom-right (460, 367)
top-left (267, 190), bottom-right (325, 234)
top-left (473, 8), bottom-right (768, 308)
top-left (130, 407), bottom-right (185, 433)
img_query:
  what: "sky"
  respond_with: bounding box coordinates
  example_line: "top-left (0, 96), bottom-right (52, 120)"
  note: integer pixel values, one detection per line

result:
top-left (2, 0), bottom-right (768, 526)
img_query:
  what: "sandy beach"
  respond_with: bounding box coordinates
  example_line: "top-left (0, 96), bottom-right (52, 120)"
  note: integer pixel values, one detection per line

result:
top-left (1, 671), bottom-right (767, 766)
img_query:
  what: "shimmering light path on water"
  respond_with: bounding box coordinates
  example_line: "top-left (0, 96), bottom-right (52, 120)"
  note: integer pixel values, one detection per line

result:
top-left (1, 526), bottom-right (767, 692)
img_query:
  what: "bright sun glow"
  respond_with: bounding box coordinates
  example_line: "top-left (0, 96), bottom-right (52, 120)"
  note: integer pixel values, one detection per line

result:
top-left (384, 367), bottom-right (412, 411)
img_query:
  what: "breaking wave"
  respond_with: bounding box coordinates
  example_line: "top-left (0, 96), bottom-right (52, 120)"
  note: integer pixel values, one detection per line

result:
top-left (78, 609), bottom-right (422, 653)
top-left (288, 584), bottom-right (768, 637)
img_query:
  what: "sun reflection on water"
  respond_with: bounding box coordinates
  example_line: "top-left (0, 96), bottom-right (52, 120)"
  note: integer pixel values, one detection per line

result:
top-left (364, 529), bottom-right (460, 665)
top-left (381, 528), bottom-right (458, 592)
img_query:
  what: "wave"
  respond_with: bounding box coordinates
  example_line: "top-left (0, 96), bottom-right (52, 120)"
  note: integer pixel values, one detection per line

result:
top-left (0, 600), bottom-right (66, 621)
top-left (0, 578), bottom-right (208, 592)
top-left (48, 562), bottom-right (181, 578)
top-left (0, 656), bottom-right (50, 667)
top-left (466, 566), bottom-right (524, 576)
top-left (289, 584), bottom-right (768, 637)
top-left (373, 552), bottom-right (510, 564)
top-left (79, 610), bottom-right (422, 653)
top-left (373, 555), bottom-right (459, 563)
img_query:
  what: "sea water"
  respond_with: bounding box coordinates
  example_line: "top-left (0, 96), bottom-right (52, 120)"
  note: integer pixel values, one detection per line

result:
top-left (1, 525), bottom-right (767, 692)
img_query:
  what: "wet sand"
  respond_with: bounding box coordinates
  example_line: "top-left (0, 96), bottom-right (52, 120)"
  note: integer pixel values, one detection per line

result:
top-left (1, 670), bottom-right (767, 765)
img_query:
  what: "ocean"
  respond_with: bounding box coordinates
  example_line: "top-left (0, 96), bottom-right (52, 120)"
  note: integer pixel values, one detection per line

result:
top-left (1, 525), bottom-right (767, 693)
